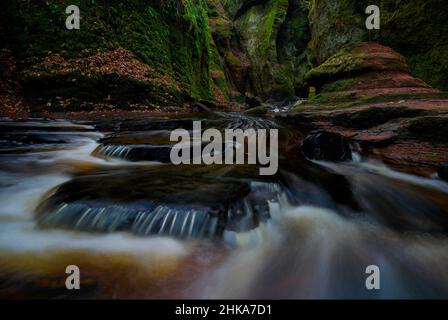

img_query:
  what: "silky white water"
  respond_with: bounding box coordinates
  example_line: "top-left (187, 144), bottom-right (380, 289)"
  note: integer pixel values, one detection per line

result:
top-left (1, 119), bottom-right (448, 299)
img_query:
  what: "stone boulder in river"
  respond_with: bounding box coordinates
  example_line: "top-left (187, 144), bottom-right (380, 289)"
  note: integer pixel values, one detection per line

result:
top-left (35, 164), bottom-right (282, 240)
top-left (438, 163), bottom-right (448, 182)
top-left (301, 130), bottom-right (352, 162)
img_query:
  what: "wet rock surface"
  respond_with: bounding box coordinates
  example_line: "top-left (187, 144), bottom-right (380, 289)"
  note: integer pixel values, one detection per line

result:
top-left (36, 164), bottom-right (282, 239)
top-left (439, 163), bottom-right (448, 182)
top-left (2, 116), bottom-right (448, 300)
top-left (283, 98), bottom-right (448, 176)
top-left (30, 114), bottom-right (287, 239)
top-left (331, 106), bottom-right (426, 130)
top-left (301, 130), bottom-right (352, 162)
top-left (308, 0), bottom-right (448, 92)
top-left (305, 42), bottom-right (439, 105)
top-left (402, 116), bottom-right (448, 144)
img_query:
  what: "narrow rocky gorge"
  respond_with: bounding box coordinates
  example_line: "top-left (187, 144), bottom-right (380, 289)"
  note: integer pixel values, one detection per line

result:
top-left (1, 0), bottom-right (448, 300)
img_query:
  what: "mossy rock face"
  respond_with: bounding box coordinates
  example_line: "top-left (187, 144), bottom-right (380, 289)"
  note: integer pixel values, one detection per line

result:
top-left (206, 0), bottom-right (247, 100)
top-left (324, 71), bottom-right (430, 93)
top-left (308, 0), bottom-right (448, 91)
top-left (0, 0), bottom-right (314, 108)
top-left (308, 0), bottom-right (366, 65)
top-left (305, 42), bottom-right (409, 89)
top-left (220, 0), bottom-right (247, 19)
top-left (233, 0), bottom-right (311, 99)
top-left (304, 42), bottom-right (439, 105)
top-left (207, 0), bottom-right (312, 100)
top-left (3, 0), bottom-right (445, 108)
top-left (320, 78), bottom-right (358, 93)
top-left (0, 0), bottom-right (218, 108)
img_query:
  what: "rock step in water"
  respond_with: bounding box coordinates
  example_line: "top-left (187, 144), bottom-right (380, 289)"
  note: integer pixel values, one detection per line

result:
top-left (35, 165), bottom-right (284, 239)
top-left (301, 130), bottom-right (352, 162)
top-left (93, 144), bottom-right (173, 162)
top-left (39, 202), bottom-right (220, 239)
top-left (92, 142), bottom-right (239, 163)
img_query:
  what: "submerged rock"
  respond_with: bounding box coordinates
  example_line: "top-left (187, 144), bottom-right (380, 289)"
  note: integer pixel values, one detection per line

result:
top-left (301, 130), bottom-right (352, 162)
top-left (245, 94), bottom-right (262, 108)
top-left (438, 163), bottom-right (448, 181)
top-left (244, 105), bottom-right (270, 115)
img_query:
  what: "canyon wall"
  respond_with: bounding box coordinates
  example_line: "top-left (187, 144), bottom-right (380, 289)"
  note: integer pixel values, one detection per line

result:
top-left (1, 0), bottom-right (447, 112)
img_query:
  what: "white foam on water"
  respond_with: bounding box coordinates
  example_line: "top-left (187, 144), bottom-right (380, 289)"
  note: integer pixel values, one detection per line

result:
top-left (2, 119), bottom-right (448, 298)
top-left (0, 173), bottom-right (70, 220)
top-left (0, 120), bottom-right (187, 260)
top-left (315, 159), bottom-right (448, 194)
top-left (0, 169), bottom-right (186, 258)
top-left (357, 161), bottom-right (448, 193)
top-left (188, 205), bottom-right (448, 299)
top-left (10, 134), bottom-right (162, 168)
top-left (0, 221), bottom-right (187, 256)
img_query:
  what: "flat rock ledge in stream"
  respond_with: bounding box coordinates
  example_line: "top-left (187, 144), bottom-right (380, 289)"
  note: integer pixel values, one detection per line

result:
top-left (35, 165), bottom-right (283, 240)
top-left (301, 130), bottom-right (352, 162)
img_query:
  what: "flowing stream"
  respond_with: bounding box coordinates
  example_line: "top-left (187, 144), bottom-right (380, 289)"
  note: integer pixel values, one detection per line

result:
top-left (1, 114), bottom-right (448, 299)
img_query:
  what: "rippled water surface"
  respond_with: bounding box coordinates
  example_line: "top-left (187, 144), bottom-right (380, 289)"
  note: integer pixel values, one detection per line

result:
top-left (1, 114), bottom-right (448, 299)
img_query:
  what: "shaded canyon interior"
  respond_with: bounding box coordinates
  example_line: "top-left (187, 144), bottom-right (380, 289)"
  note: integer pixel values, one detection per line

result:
top-left (1, 0), bottom-right (448, 299)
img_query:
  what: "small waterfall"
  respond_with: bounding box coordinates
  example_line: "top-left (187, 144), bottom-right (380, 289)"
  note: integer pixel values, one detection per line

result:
top-left (5, 117), bottom-right (448, 299)
top-left (93, 144), bottom-right (133, 159)
top-left (133, 207), bottom-right (219, 239)
top-left (92, 144), bottom-right (173, 162)
top-left (189, 205), bottom-right (448, 299)
top-left (36, 181), bottom-right (289, 241)
top-left (38, 202), bottom-right (221, 239)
